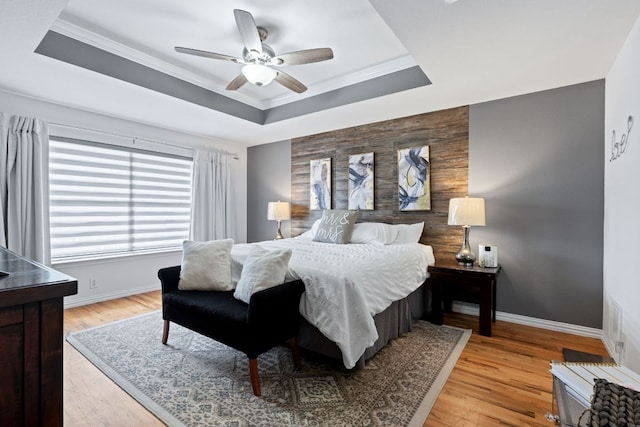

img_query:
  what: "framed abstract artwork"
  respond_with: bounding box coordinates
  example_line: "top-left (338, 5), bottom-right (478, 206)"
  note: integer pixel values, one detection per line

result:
top-left (398, 146), bottom-right (431, 211)
top-left (310, 158), bottom-right (331, 210)
top-left (348, 152), bottom-right (374, 210)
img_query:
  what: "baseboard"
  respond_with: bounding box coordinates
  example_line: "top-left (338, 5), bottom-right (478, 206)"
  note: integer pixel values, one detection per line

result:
top-left (64, 291), bottom-right (604, 340)
top-left (451, 302), bottom-right (603, 339)
top-left (603, 340), bottom-right (619, 364)
top-left (63, 284), bottom-right (160, 309)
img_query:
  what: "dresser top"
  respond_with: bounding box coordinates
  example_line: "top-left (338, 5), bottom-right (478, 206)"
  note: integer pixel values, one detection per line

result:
top-left (0, 248), bottom-right (77, 305)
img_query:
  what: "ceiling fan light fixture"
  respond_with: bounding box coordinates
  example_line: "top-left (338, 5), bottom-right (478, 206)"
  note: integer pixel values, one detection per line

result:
top-left (242, 63), bottom-right (277, 87)
top-left (175, 9), bottom-right (333, 93)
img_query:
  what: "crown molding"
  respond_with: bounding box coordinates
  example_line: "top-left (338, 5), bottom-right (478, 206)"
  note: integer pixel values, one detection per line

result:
top-left (50, 18), bottom-right (419, 111)
top-left (263, 55), bottom-right (419, 109)
top-left (50, 19), bottom-right (263, 107)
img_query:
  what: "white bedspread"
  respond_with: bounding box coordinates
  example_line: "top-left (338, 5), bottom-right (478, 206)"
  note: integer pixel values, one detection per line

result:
top-left (231, 238), bottom-right (435, 368)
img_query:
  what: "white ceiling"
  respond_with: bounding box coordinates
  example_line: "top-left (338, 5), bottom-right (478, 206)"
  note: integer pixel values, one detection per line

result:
top-left (53, 0), bottom-right (417, 110)
top-left (1, 0), bottom-right (640, 147)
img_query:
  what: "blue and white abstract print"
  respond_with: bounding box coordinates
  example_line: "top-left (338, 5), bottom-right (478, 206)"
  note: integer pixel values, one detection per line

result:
top-left (348, 152), bottom-right (374, 210)
top-left (398, 146), bottom-right (430, 211)
top-left (310, 158), bottom-right (331, 210)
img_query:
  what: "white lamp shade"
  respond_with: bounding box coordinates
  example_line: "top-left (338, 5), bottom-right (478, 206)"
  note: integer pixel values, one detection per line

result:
top-left (447, 197), bottom-right (486, 226)
top-left (242, 64), bottom-right (277, 86)
top-left (267, 201), bottom-right (290, 221)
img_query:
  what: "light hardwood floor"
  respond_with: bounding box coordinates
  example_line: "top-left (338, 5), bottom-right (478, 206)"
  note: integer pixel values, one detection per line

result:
top-left (63, 291), bottom-right (609, 426)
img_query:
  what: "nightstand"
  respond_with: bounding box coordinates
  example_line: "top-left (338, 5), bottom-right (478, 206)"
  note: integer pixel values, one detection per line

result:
top-left (429, 262), bottom-right (501, 337)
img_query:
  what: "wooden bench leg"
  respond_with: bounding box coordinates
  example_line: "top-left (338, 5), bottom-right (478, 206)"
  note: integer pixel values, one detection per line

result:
top-left (290, 337), bottom-right (302, 369)
top-left (162, 320), bottom-right (170, 344)
top-left (249, 358), bottom-right (261, 397)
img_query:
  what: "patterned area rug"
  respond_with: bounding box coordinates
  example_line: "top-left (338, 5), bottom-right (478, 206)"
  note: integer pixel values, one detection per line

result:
top-left (67, 311), bottom-right (470, 427)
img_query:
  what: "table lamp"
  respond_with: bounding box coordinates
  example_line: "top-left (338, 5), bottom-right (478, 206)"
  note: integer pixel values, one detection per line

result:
top-left (447, 197), bottom-right (485, 266)
top-left (267, 201), bottom-right (290, 240)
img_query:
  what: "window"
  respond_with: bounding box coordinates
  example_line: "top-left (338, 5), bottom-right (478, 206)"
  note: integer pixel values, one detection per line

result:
top-left (49, 137), bottom-right (192, 262)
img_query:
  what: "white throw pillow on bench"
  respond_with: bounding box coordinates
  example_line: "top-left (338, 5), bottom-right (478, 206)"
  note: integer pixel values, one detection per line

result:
top-left (178, 239), bottom-right (234, 291)
top-left (233, 245), bottom-right (293, 304)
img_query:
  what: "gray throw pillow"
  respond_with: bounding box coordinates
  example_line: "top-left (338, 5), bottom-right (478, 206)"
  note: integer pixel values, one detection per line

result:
top-left (313, 210), bottom-right (359, 244)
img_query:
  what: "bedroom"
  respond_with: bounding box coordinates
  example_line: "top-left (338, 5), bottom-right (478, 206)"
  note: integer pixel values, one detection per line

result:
top-left (1, 0), bottom-right (640, 425)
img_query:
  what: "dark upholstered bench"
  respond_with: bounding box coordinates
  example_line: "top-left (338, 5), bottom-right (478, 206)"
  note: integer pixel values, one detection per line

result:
top-left (158, 265), bottom-right (305, 396)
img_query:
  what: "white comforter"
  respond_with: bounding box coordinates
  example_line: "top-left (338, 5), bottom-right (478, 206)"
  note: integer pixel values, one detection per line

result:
top-left (231, 238), bottom-right (435, 368)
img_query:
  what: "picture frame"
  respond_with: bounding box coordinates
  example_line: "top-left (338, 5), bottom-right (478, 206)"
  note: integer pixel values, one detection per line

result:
top-left (348, 152), bottom-right (374, 210)
top-left (398, 146), bottom-right (430, 211)
top-left (310, 157), bottom-right (331, 210)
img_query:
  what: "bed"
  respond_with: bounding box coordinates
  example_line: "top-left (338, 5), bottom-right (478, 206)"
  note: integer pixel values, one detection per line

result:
top-left (230, 223), bottom-right (435, 369)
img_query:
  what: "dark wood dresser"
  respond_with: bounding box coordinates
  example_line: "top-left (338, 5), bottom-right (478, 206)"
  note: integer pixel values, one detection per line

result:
top-left (0, 248), bottom-right (77, 426)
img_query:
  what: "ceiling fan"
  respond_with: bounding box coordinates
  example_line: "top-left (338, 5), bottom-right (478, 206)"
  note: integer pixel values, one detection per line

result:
top-left (174, 9), bottom-right (334, 93)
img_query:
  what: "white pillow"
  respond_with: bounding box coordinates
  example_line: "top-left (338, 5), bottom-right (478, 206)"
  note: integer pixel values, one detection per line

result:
top-left (296, 219), bottom-right (321, 239)
top-left (350, 222), bottom-right (398, 245)
top-left (233, 245), bottom-right (293, 304)
top-left (392, 222), bottom-right (425, 244)
top-left (178, 239), bottom-right (234, 291)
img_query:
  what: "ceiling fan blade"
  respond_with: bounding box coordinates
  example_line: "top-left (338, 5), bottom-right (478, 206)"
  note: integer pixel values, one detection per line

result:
top-left (226, 73), bottom-right (248, 91)
top-left (233, 9), bottom-right (262, 55)
top-left (271, 48), bottom-right (334, 66)
top-left (274, 70), bottom-right (307, 93)
top-left (175, 46), bottom-right (241, 63)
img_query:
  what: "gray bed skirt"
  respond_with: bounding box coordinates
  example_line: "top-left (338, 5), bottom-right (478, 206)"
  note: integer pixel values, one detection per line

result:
top-left (297, 281), bottom-right (430, 370)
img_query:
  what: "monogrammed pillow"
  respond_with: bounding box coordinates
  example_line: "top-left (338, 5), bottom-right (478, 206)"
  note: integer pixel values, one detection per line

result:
top-left (312, 210), bottom-right (359, 244)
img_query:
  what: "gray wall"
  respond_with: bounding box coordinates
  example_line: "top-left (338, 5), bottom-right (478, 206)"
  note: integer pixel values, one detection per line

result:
top-left (469, 80), bottom-right (605, 328)
top-left (247, 140), bottom-right (292, 242)
top-left (246, 80), bottom-right (605, 328)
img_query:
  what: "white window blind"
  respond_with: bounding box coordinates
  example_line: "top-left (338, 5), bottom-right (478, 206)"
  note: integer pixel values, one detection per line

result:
top-left (49, 137), bottom-right (192, 262)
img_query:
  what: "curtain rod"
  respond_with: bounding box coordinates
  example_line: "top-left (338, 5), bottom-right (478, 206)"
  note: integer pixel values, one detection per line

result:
top-left (48, 122), bottom-right (239, 160)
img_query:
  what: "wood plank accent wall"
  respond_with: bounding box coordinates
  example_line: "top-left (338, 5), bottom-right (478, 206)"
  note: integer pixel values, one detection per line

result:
top-left (291, 106), bottom-right (469, 261)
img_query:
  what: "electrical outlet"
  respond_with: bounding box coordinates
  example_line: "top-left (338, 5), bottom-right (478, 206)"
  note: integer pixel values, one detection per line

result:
top-left (89, 278), bottom-right (97, 289)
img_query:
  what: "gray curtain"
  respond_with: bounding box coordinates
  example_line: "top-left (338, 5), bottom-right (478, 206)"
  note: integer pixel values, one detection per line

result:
top-left (189, 150), bottom-right (234, 241)
top-left (0, 113), bottom-right (51, 264)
